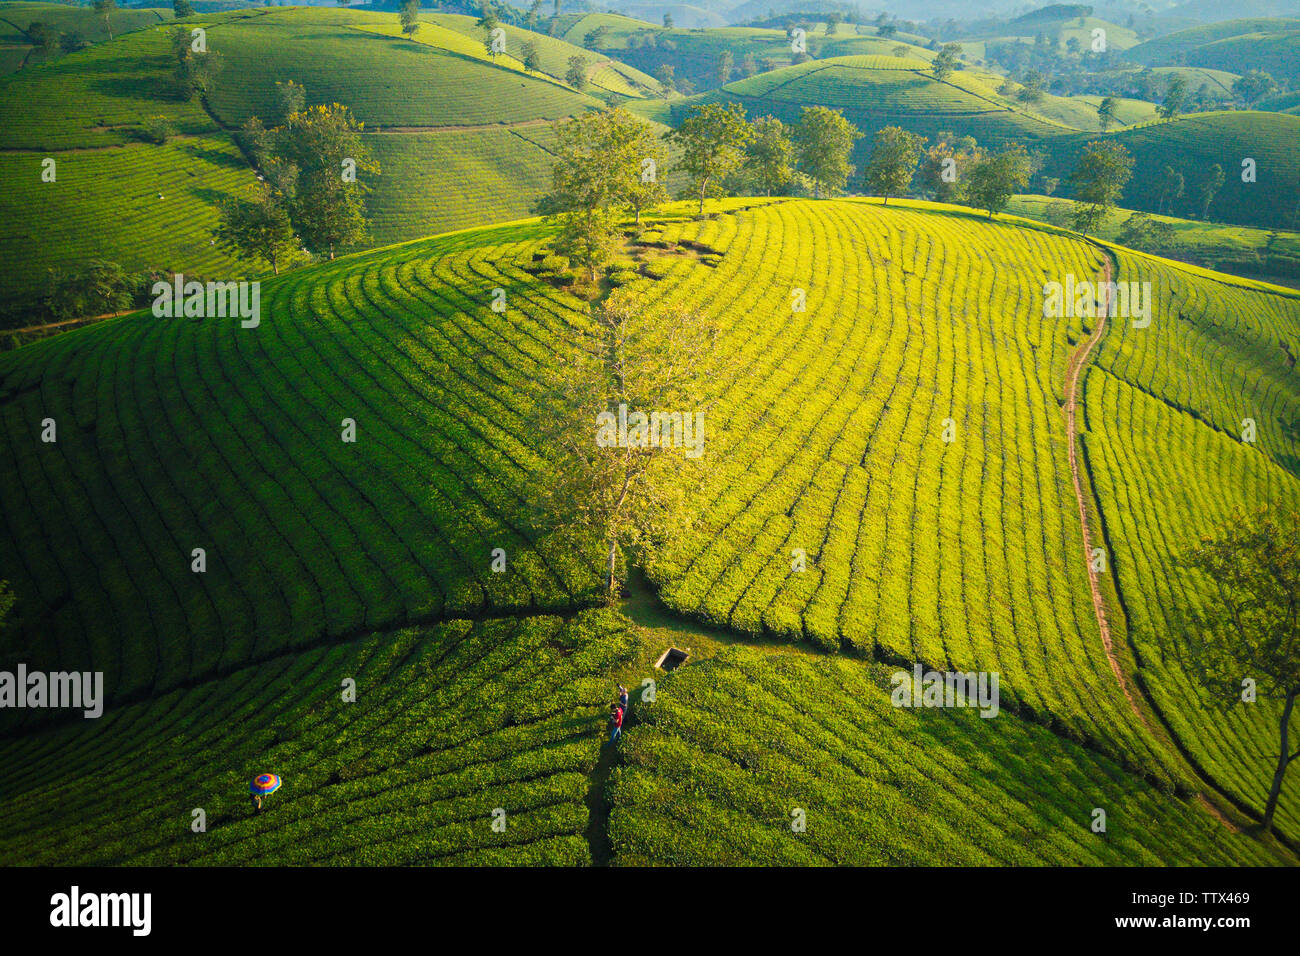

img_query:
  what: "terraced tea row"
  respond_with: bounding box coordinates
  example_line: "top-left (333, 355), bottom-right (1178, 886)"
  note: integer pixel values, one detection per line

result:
top-left (0, 610), bottom-right (634, 865)
top-left (639, 199), bottom-right (1175, 782)
top-left (1081, 250), bottom-right (1300, 837)
top-left (0, 136), bottom-right (260, 316)
top-left (0, 220), bottom-right (605, 714)
top-left (609, 647), bottom-right (1282, 865)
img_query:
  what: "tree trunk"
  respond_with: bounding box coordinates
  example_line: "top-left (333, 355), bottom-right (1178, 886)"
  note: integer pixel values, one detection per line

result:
top-left (1262, 690), bottom-right (1296, 834)
top-left (605, 538), bottom-right (617, 597)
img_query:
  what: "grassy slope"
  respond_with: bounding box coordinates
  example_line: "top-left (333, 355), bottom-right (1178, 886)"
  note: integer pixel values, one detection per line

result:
top-left (5, 199), bottom-right (1297, 850)
top-left (1040, 112), bottom-right (1300, 232)
top-left (1006, 195), bottom-right (1300, 284)
top-left (0, 6), bottom-right (617, 324)
top-left (1127, 18), bottom-right (1300, 85)
top-left (0, 1), bottom-right (168, 75)
top-left (609, 647), bottom-right (1283, 865)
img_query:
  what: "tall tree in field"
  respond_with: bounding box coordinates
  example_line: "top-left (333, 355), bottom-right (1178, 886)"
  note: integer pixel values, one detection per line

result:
top-left (1157, 73), bottom-right (1187, 119)
top-left (1156, 164), bottom-right (1183, 214)
top-left (716, 49), bottom-right (733, 86)
top-left (93, 0), bottom-right (116, 40)
top-left (963, 143), bottom-right (1033, 218)
top-left (745, 114), bottom-right (795, 196)
top-left (863, 125), bottom-right (925, 205)
top-left (918, 131), bottom-right (981, 203)
top-left (532, 289), bottom-right (724, 597)
top-left (173, 0), bottom-right (195, 18)
top-left (1067, 139), bottom-right (1133, 236)
top-left (400, 0), bottom-right (420, 39)
top-left (539, 108), bottom-right (658, 278)
top-left (215, 188), bottom-right (299, 275)
top-left (276, 103), bottom-right (378, 259)
top-left (624, 122), bottom-right (668, 226)
top-left (792, 105), bottom-right (861, 198)
top-left (566, 54), bottom-right (588, 88)
top-left (1180, 507), bottom-right (1300, 835)
top-left (1197, 162), bottom-right (1225, 220)
top-left (930, 42), bottom-right (961, 81)
top-left (1096, 96), bottom-right (1117, 131)
top-left (521, 40), bottom-right (541, 72)
top-left (666, 102), bottom-right (751, 216)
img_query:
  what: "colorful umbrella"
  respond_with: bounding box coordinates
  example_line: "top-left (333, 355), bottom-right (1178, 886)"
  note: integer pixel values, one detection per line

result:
top-left (250, 773), bottom-right (281, 796)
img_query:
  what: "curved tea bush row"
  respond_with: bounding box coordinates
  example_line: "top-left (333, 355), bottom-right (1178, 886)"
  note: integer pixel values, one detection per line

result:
top-left (0, 610), bottom-right (633, 865)
top-left (0, 136), bottom-right (261, 319)
top-left (0, 24), bottom-right (220, 150)
top-left (608, 647), bottom-right (1282, 865)
top-left (1083, 348), bottom-right (1300, 839)
top-left (0, 220), bottom-right (606, 713)
top-left (362, 129), bottom-right (557, 247)
top-left (204, 9), bottom-right (596, 131)
top-left (638, 199), bottom-right (1176, 782)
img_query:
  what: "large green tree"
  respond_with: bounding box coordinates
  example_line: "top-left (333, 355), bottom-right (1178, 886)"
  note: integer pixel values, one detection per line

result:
top-left (744, 115), bottom-right (795, 197)
top-left (399, 0), bottom-right (420, 39)
top-left (1067, 139), bottom-right (1133, 236)
top-left (215, 188), bottom-right (299, 275)
top-left (930, 42), bottom-right (961, 82)
top-left (1181, 507), bottom-right (1300, 835)
top-left (276, 103), bottom-right (378, 259)
top-left (792, 105), bottom-right (862, 199)
top-left (666, 102), bottom-right (752, 216)
top-left (863, 125), bottom-right (925, 205)
top-left (539, 108), bottom-right (661, 278)
top-left (532, 289), bottom-right (723, 597)
top-left (963, 143), bottom-right (1034, 219)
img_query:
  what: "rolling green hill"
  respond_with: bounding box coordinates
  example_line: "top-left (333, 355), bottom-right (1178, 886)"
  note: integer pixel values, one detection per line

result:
top-left (1127, 17), bottom-right (1300, 86)
top-left (0, 6), bottom-right (666, 326)
top-left (2, 198), bottom-right (1298, 857)
top-left (0, 1), bottom-right (168, 75)
top-left (679, 57), bottom-right (1299, 231)
top-left (1040, 112), bottom-right (1300, 232)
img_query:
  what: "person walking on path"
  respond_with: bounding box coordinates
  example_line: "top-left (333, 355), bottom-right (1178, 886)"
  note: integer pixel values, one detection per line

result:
top-left (607, 704), bottom-right (624, 746)
top-left (617, 685), bottom-right (629, 713)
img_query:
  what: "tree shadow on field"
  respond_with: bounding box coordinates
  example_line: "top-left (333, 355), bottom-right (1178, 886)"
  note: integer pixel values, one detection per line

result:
top-left (175, 142), bottom-right (249, 170)
top-left (90, 73), bottom-right (188, 105)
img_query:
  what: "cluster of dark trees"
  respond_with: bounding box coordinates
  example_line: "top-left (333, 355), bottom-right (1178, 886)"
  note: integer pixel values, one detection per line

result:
top-left (225, 80), bottom-right (378, 270)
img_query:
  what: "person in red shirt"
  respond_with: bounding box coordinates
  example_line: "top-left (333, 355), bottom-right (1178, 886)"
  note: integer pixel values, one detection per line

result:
top-left (607, 704), bottom-right (624, 745)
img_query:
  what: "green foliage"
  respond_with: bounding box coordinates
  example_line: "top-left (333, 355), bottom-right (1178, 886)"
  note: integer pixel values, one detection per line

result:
top-left (539, 107), bottom-right (661, 278)
top-left (140, 114), bottom-right (176, 146)
top-left (743, 114), bottom-right (795, 197)
top-left (215, 189), bottom-right (299, 275)
top-left (792, 105), bottom-right (862, 198)
top-left (863, 125), bottom-right (925, 204)
top-left (930, 41), bottom-right (961, 82)
top-left (963, 143), bottom-right (1033, 219)
top-left (399, 0), bottom-right (420, 39)
top-left (276, 103), bottom-right (378, 258)
top-left (666, 102), bottom-right (751, 216)
top-left (1067, 139), bottom-right (1133, 235)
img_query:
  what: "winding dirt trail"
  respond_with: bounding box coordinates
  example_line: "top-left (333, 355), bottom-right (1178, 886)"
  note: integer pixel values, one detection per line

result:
top-left (1064, 256), bottom-right (1142, 714)
top-left (1064, 253), bottom-right (1240, 833)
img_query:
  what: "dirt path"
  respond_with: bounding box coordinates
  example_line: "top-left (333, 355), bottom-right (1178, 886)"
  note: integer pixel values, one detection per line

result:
top-left (1064, 253), bottom-right (1241, 833)
top-left (1063, 256), bottom-right (1139, 713)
